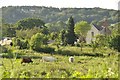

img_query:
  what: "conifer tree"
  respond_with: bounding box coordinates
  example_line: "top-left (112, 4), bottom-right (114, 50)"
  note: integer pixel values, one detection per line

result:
top-left (66, 16), bottom-right (76, 45)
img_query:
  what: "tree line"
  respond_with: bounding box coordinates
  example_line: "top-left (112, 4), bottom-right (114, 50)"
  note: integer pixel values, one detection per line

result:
top-left (1, 6), bottom-right (118, 24)
top-left (1, 17), bottom-right (120, 52)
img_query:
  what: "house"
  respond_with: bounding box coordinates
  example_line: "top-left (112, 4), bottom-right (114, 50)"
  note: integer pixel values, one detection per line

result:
top-left (0, 37), bottom-right (12, 46)
top-left (86, 23), bottom-right (111, 44)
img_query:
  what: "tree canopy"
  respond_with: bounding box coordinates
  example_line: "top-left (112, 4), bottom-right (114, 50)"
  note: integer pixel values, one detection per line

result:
top-left (15, 18), bottom-right (45, 29)
top-left (30, 33), bottom-right (45, 51)
top-left (74, 21), bottom-right (91, 37)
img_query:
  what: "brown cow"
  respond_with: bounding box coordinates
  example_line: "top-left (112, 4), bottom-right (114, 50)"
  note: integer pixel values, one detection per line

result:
top-left (21, 57), bottom-right (33, 64)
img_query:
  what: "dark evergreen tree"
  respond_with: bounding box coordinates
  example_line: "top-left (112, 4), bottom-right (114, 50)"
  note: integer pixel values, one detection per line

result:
top-left (66, 16), bottom-right (76, 45)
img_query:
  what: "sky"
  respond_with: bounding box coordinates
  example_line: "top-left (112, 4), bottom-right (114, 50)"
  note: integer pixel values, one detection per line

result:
top-left (0, 0), bottom-right (119, 10)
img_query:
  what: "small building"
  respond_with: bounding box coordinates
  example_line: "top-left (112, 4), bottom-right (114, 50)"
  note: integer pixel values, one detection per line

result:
top-left (86, 23), bottom-right (111, 44)
top-left (0, 37), bottom-right (12, 46)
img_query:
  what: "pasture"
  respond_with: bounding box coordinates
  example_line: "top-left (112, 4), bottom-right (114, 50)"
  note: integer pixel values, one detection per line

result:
top-left (0, 46), bottom-right (119, 78)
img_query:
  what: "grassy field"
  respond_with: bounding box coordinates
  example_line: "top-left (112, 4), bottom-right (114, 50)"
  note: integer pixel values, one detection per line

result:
top-left (0, 46), bottom-right (119, 78)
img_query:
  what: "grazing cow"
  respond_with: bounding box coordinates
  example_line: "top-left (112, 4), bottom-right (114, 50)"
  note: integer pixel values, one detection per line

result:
top-left (42, 56), bottom-right (56, 62)
top-left (21, 57), bottom-right (33, 64)
top-left (69, 56), bottom-right (74, 63)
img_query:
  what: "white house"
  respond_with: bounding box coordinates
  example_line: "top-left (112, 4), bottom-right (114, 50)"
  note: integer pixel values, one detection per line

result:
top-left (0, 37), bottom-right (12, 46)
top-left (86, 23), bottom-right (111, 44)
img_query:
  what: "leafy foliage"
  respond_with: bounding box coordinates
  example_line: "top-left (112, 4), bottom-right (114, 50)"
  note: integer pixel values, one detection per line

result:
top-left (49, 32), bottom-right (58, 40)
top-left (91, 35), bottom-right (108, 52)
top-left (0, 45), bottom-right (8, 53)
top-left (2, 23), bottom-right (16, 37)
top-left (59, 30), bottom-right (67, 46)
top-left (12, 38), bottom-right (29, 49)
top-left (15, 18), bottom-right (45, 29)
top-left (38, 47), bottom-right (55, 53)
top-left (109, 35), bottom-right (120, 52)
top-left (45, 21), bottom-right (68, 33)
top-left (30, 33), bottom-right (48, 51)
top-left (30, 33), bottom-right (43, 51)
top-left (16, 27), bottom-right (41, 39)
top-left (74, 21), bottom-right (91, 37)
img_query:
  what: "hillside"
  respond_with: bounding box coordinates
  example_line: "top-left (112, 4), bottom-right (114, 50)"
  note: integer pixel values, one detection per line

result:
top-left (1, 6), bottom-right (118, 24)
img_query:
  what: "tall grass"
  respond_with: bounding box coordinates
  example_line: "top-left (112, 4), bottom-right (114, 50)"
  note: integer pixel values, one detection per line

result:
top-left (0, 46), bottom-right (119, 78)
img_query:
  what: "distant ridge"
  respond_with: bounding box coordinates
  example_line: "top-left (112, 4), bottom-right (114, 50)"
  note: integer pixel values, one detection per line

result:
top-left (1, 6), bottom-right (118, 24)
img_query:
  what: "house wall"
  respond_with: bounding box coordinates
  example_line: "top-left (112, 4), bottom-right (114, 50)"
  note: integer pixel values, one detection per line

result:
top-left (100, 26), bottom-right (111, 35)
top-left (86, 25), bottom-right (100, 44)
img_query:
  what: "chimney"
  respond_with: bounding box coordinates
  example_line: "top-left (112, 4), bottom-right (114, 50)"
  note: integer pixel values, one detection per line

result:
top-left (102, 18), bottom-right (109, 28)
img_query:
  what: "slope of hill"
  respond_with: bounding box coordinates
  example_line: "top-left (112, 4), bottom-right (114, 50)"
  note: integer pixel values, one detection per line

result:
top-left (1, 6), bottom-right (118, 24)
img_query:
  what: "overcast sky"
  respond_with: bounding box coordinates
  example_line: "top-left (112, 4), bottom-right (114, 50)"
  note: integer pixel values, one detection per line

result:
top-left (0, 0), bottom-right (119, 10)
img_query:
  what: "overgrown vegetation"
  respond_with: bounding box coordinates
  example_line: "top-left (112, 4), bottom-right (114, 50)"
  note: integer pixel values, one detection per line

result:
top-left (0, 46), bottom-right (119, 78)
top-left (0, 6), bottom-right (119, 79)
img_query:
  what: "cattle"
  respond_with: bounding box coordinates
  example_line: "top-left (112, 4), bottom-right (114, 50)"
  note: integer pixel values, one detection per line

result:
top-left (21, 57), bottom-right (33, 64)
top-left (42, 56), bottom-right (56, 62)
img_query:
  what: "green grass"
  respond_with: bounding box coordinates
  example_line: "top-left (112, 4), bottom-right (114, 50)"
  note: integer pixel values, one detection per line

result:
top-left (0, 46), bottom-right (119, 78)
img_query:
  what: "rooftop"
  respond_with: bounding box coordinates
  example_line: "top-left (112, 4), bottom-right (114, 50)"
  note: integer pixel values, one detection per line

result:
top-left (92, 23), bottom-right (103, 31)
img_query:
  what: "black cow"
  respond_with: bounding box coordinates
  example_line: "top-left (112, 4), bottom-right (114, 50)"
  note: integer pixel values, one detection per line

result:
top-left (21, 57), bottom-right (33, 64)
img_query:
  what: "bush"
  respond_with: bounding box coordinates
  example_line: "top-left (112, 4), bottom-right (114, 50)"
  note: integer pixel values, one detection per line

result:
top-left (37, 47), bottom-right (55, 53)
top-left (30, 33), bottom-right (46, 51)
top-left (21, 40), bottom-right (29, 49)
top-left (2, 53), bottom-right (14, 58)
top-left (0, 46), bottom-right (8, 53)
top-left (12, 38), bottom-right (29, 49)
top-left (109, 35), bottom-right (120, 52)
top-left (57, 49), bottom-right (80, 56)
top-left (1, 50), bottom-right (33, 58)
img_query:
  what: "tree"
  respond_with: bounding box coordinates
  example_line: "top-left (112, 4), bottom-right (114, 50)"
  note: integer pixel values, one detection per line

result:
top-left (95, 35), bottom-right (107, 47)
top-left (74, 21), bottom-right (91, 38)
top-left (59, 30), bottom-right (67, 46)
top-left (12, 38), bottom-right (29, 49)
top-left (30, 33), bottom-right (44, 51)
top-left (91, 41), bottom-right (98, 52)
top-left (2, 23), bottom-right (16, 37)
top-left (15, 18), bottom-right (45, 30)
top-left (41, 27), bottom-right (49, 35)
top-left (91, 34), bottom-right (109, 52)
top-left (66, 16), bottom-right (76, 45)
top-left (50, 32), bottom-right (58, 40)
top-left (109, 35), bottom-right (120, 52)
top-left (30, 33), bottom-right (48, 51)
top-left (16, 27), bottom-right (42, 39)
top-left (45, 21), bottom-right (68, 33)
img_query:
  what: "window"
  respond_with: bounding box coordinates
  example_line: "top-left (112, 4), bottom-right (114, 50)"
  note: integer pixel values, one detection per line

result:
top-left (91, 32), bottom-right (94, 37)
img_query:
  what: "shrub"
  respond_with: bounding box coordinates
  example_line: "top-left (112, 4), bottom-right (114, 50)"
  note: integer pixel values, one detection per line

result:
top-left (12, 38), bottom-right (29, 49)
top-left (21, 40), bottom-right (29, 49)
top-left (57, 49), bottom-right (80, 56)
top-left (2, 53), bottom-right (14, 58)
top-left (37, 47), bottom-right (55, 53)
top-left (0, 46), bottom-right (8, 53)
top-left (109, 35), bottom-right (120, 52)
top-left (30, 33), bottom-right (48, 51)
